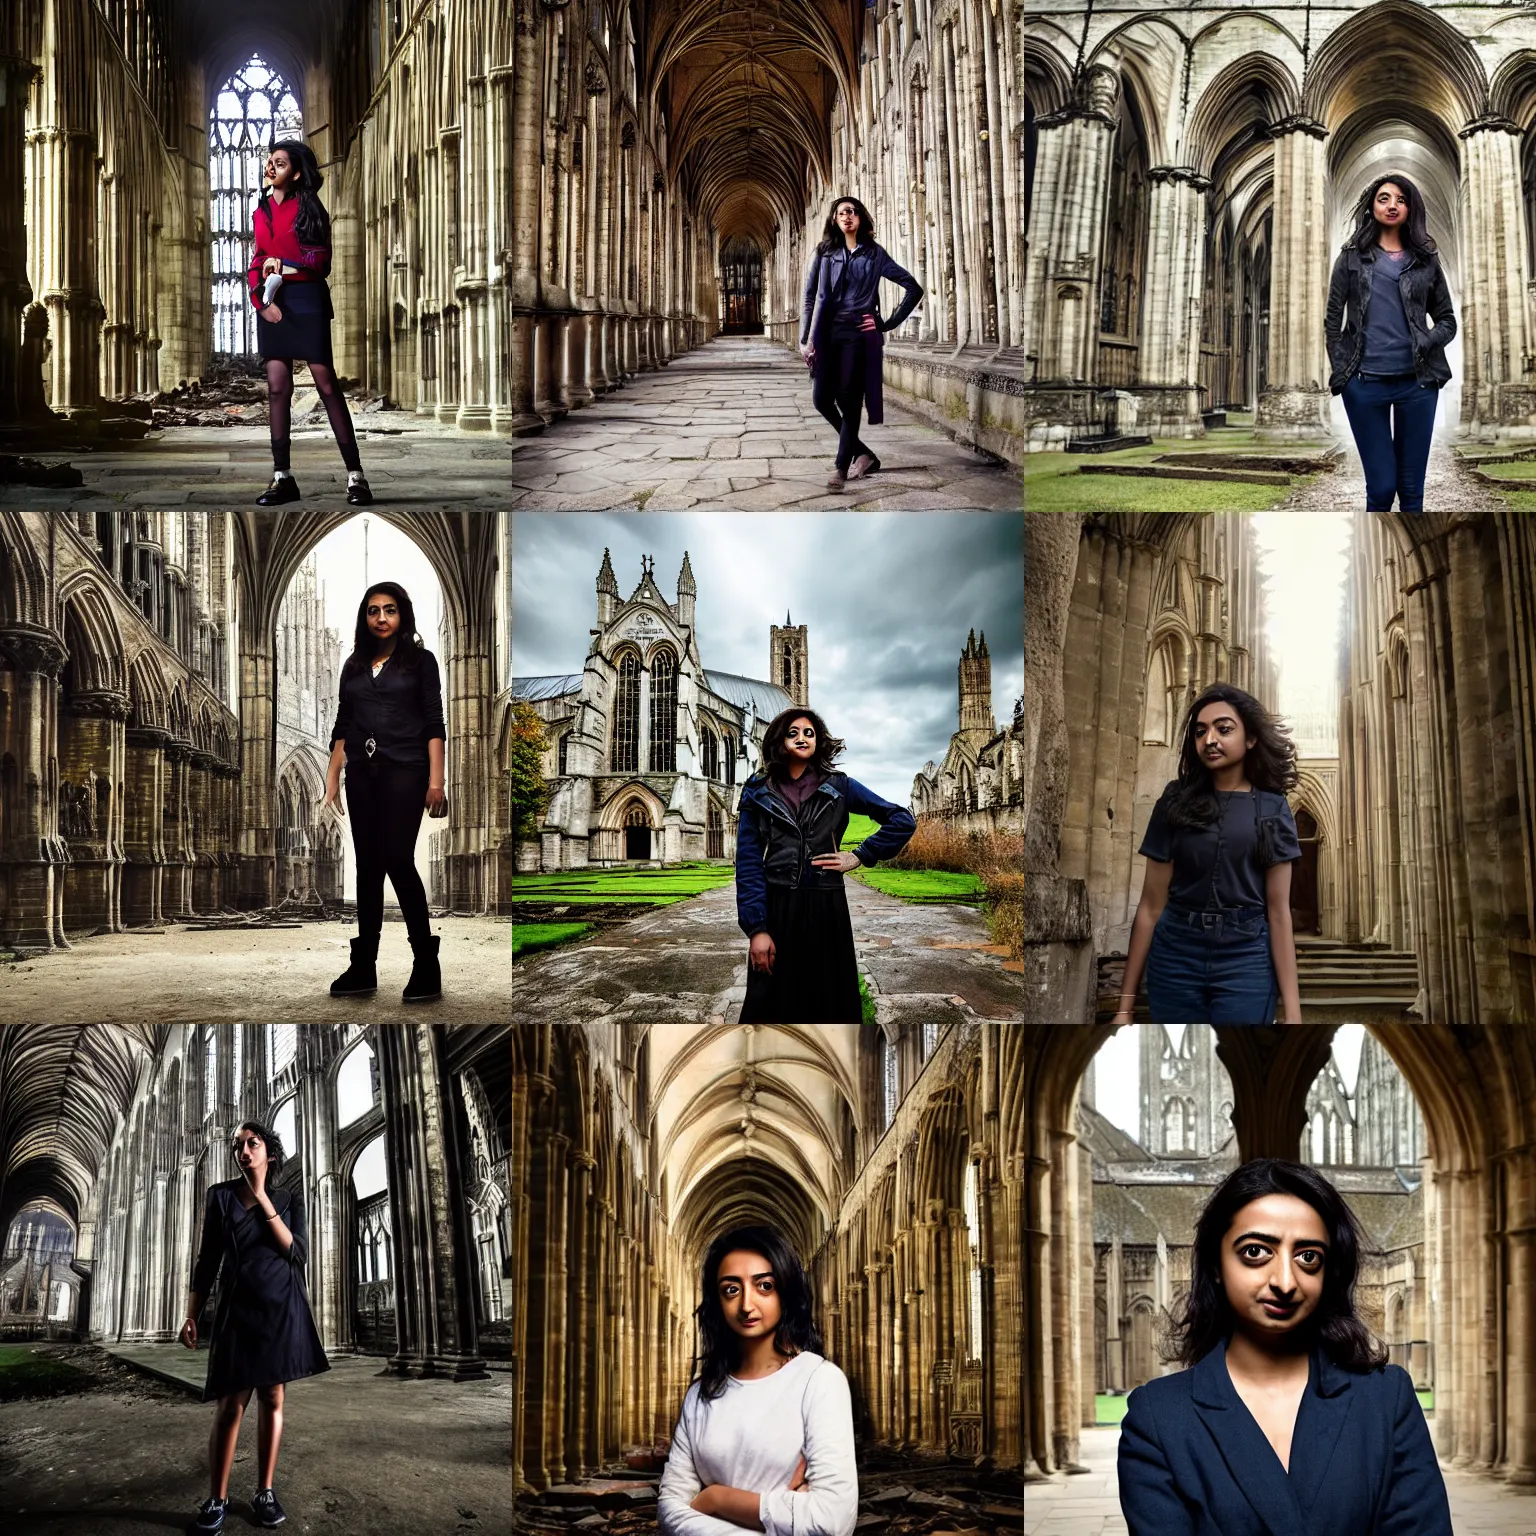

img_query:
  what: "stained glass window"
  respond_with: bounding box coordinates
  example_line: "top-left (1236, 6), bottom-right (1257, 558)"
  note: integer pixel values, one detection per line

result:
top-left (649, 650), bottom-right (677, 771)
top-left (209, 57), bottom-right (303, 355)
top-left (611, 652), bottom-right (640, 772)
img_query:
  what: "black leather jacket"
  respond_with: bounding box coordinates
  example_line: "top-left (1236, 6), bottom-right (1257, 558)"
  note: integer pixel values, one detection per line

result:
top-left (1324, 244), bottom-right (1456, 394)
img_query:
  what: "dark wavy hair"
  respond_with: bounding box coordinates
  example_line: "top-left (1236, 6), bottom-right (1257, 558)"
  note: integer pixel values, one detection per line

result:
top-left (1165, 1159), bottom-right (1388, 1373)
top-left (693, 1226), bottom-right (823, 1402)
top-left (1161, 684), bottom-right (1299, 828)
top-left (1346, 172), bottom-right (1438, 262)
top-left (344, 582), bottom-right (425, 674)
top-left (817, 195), bottom-right (876, 255)
top-left (231, 1119), bottom-right (286, 1178)
top-left (759, 706), bottom-right (845, 780)
top-left (259, 138), bottom-right (331, 249)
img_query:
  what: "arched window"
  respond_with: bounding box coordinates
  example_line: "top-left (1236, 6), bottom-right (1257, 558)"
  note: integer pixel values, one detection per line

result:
top-left (922, 1021), bottom-right (941, 1060)
top-left (649, 650), bottom-right (677, 771)
top-left (203, 1026), bottom-right (217, 1119)
top-left (724, 732), bottom-right (735, 787)
top-left (611, 652), bottom-right (639, 772)
top-left (702, 730), bottom-right (719, 780)
top-left (336, 1041), bottom-right (377, 1127)
top-left (209, 56), bottom-right (304, 355)
top-left (1312, 1109), bottom-right (1326, 1164)
top-left (781, 643), bottom-right (794, 690)
top-left (706, 800), bottom-right (724, 858)
top-left (962, 1159), bottom-right (983, 1362)
top-left (268, 1024), bottom-right (297, 1084)
top-left (557, 731), bottom-right (570, 776)
top-left (271, 1095), bottom-right (297, 1166)
top-left (1163, 1098), bottom-right (1186, 1154)
top-left (882, 1035), bottom-right (899, 1129)
top-left (353, 1135), bottom-right (390, 1282)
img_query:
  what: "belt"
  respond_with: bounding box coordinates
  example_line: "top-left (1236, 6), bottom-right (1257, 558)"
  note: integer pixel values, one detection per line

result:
top-left (1162, 905), bottom-right (1267, 937)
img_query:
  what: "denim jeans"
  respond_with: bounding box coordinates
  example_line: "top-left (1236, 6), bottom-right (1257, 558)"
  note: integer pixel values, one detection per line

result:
top-left (1340, 371), bottom-right (1438, 512)
top-left (1145, 906), bottom-right (1278, 1025)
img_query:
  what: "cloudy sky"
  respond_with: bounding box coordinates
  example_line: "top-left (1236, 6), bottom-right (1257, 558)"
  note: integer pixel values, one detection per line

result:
top-left (512, 511), bottom-right (1023, 804)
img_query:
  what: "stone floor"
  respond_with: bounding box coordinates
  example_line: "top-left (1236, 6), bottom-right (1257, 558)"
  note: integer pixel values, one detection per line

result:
top-left (512, 877), bottom-right (1023, 1024)
top-left (2, 915), bottom-right (510, 1024)
top-left (511, 336), bottom-right (1022, 510)
top-left (1025, 1424), bottom-right (1536, 1535)
top-left (0, 1343), bottom-right (511, 1536)
top-left (0, 413), bottom-right (513, 509)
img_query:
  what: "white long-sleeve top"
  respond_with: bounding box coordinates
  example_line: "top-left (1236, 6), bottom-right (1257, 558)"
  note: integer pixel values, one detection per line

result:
top-left (656, 1351), bottom-right (859, 1536)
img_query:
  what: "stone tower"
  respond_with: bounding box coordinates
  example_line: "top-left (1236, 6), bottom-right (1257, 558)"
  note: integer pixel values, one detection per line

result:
top-left (958, 629), bottom-right (995, 739)
top-left (770, 612), bottom-right (808, 707)
top-left (596, 547), bottom-right (620, 626)
top-left (1138, 1026), bottom-right (1234, 1158)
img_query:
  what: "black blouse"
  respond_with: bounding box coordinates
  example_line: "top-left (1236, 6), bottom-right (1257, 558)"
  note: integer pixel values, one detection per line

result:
top-left (329, 647), bottom-right (447, 769)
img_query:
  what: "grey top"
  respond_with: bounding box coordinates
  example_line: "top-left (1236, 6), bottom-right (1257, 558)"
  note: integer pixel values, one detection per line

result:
top-left (1361, 249), bottom-right (1415, 375)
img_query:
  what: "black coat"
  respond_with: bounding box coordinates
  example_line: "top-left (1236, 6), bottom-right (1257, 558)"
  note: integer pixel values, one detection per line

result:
top-left (191, 1178), bottom-right (330, 1401)
top-left (329, 647), bottom-right (447, 769)
top-left (1118, 1339), bottom-right (1452, 1536)
top-left (1324, 244), bottom-right (1457, 394)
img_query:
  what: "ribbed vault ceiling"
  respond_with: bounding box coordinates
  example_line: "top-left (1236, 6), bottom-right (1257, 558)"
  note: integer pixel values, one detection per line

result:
top-left (650, 0), bottom-right (861, 248)
top-left (0, 1026), bottom-right (160, 1230)
top-left (651, 1024), bottom-right (861, 1266)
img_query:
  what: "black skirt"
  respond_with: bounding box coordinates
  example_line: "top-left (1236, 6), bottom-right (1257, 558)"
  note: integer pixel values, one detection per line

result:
top-left (257, 278), bottom-right (335, 367)
top-left (740, 883), bottom-right (863, 1024)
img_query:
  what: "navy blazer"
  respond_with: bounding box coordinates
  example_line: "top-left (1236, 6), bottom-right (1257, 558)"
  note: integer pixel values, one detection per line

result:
top-left (1118, 1340), bottom-right (1452, 1536)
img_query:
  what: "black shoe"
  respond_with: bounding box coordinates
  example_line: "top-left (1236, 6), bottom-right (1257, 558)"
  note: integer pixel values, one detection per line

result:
top-left (346, 476), bottom-right (373, 505)
top-left (192, 1496), bottom-right (228, 1533)
top-left (256, 475), bottom-right (301, 505)
top-left (402, 934), bottom-right (441, 1003)
top-left (330, 935), bottom-right (378, 996)
top-left (252, 1489), bottom-right (287, 1528)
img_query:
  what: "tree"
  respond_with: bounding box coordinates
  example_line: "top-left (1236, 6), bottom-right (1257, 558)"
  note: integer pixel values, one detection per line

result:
top-left (508, 701), bottom-right (553, 847)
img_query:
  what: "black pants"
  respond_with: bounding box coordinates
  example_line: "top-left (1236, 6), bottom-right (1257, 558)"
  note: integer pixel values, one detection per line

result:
top-left (344, 761), bottom-right (431, 943)
top-left (811, 323), bottom-right (874, 474)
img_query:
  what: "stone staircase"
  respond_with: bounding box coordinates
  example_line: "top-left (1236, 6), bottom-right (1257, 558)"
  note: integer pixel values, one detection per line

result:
top-left (1095, 938), bottom-right (1419, 1024)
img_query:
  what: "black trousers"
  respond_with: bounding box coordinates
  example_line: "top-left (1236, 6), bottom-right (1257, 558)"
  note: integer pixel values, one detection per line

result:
top-left (811, 324), bottom-right (874, 473)
top-left (344, 761), bottom-right (431, 943)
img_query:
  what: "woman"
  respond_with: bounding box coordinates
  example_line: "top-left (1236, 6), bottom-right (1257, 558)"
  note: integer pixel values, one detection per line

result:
top-left (1118, 1159), bottom-right (1451, 1536)
top-left (736, 708), bottom-right (916, 1024)
top-left (1325, 174), bottom-right (1456, 513)
top-left (798, 197), bottom-right (924, 492)
top-left (323, 582), bottom-right (449, 1003)
top-left (1113, 685), bottom-right (1302, 1026)
top-left (657, 1225), bottom-right (858, 1536)
top-left (248, 139), bottom-right (372, 508)
top-left (181, 1121), bottom-right (329, 1533)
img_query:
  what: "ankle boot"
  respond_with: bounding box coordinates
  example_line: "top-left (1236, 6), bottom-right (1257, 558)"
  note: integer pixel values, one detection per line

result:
top-left (402, 934), bottom-right (441, 1003)
top-left (330, 935), bottom-right (378, 996)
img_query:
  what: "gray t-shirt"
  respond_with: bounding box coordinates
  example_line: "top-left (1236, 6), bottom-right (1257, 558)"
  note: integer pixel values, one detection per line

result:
top-left (1361, 249), bottom-right (1416, 374)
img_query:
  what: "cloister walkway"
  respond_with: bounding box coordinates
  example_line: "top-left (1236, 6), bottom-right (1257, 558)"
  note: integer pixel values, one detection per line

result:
top-left (511, 335), bottom-right (1022, 510)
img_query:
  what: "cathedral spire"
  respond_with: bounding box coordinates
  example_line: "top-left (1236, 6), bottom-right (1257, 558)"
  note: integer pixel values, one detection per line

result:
top-left (677, 550), bottom-right (696, 596)
top-left (597, 548), bottom-right (619, 596)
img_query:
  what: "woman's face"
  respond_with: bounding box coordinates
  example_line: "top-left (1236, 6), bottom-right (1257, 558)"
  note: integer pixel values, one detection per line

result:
top-left (1373, 182), bottom-right (1407, 230)
top-left (1193, 702), bottom-right (1253, 773)
top-left (265, 148), bottom-right (298, 191)
top-left (835, 201), bottom-right (861, 236)
top-left (1219, 1193), bottom-right (1329, 1343)
top-left (784, 716), bottom-right (817, 764)
top-left (233, 1127), bottom-right (269, 1176)
top-left (366, 592), bottom-right (401, 643)
top-left (715, 1248), bottom-right (783, 1342)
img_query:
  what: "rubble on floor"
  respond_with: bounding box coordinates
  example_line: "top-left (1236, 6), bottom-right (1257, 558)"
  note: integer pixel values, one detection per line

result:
top-left (514, 1447), bottom-right (1023, 1534)
top-left (145, 356), bottom-right (390, 428)
top-left (178, 894), bottom-right (356, 930)
top-left (0, 454), bottom-right (84, 486)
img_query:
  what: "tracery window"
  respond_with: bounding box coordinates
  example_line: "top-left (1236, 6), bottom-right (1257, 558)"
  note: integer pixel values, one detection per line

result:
top-left (882, 1035), bottom-right (898, 1129)
top-left (203, 1026), bottom-right (217, 1120)
top-left (707, 800), bottom-right (724, 858)
top-left (702, 729), bottom-right (719, 780)
top-left (649, 650), bottom-right (677, 771)
top-left (611, 652), bottom-right (640, 772)
top-left (209, 56), bottom-right (304, 355)
top-left (962, 1160), bottom-right (983, 1362)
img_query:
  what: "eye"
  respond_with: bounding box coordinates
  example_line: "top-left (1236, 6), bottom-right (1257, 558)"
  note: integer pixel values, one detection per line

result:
top-left (1240, 1243), bottom-right (1270, 1262)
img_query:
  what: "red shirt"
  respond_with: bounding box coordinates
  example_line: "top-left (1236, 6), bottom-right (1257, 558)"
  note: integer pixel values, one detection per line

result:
top-left (248, 194), bottom-right (331, 310)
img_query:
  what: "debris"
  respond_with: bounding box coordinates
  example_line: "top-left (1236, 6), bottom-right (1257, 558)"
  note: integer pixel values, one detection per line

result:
top-left (0, 455), bottom-right (84, 487)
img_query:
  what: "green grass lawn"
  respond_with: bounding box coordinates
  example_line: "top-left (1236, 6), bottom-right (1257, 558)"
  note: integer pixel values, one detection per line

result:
top-left (512, 922), bottom-right (595, 960)
top-left (858, 973), bottom-right (876, 1027)
top-left (1095, 1386), bottom-right (1434, 1424)
top-left (841, 814), bottom-right (882, 850)
top-left (0, 1344), bottom-right (90, 1401)
top-left (509, 866), bottom-right (736, 904)
top-left (853, 867), bottom-right (986, 902)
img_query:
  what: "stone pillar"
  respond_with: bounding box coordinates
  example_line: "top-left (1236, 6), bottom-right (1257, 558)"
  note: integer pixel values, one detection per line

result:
top-left (1256, 116), bottom-right (1331, 439)
top-left (58, 689), bottom-right (128, 935)
top-left (1048, 1124), bottom-right (1082, 1470)
top-left (0, 36), bottom-right (36, 424)
top-left (563, 1149), bottom-right (593, 1481)
top-left (161, 741), bottom-right (193, 920)
top-left (1138, 168), bottom-right (1209, 435)
top-left (237, 634), bottom-right (276, 909)
top-left (0, 626), bottom-right (68, 950)
top-left (1020, 73), bottom-right (1117, 383)
top-left (298, 1051), bottom-right (346, 1352)
top-left (1458, 116), bottom-right (1535, 435)
top-left (510, 0), bottom-right (547, 434)
top-left (1506, 1144), bottom-right (1536, 1482)
top-left (122, 724), bottom-right (167, 927)
top-left (376, 1025), bottom-right (489, 1381)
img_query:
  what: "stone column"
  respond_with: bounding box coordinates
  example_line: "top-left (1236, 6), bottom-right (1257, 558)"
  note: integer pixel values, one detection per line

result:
top-left (1458, 116), bottom-right (1534, 435)
top-left (122, 724), bottom-right (167, 926)
top-left (0, 626), bottom-right (68, 950)
top-left (58, 689), bottom-right (128, 935)
top-left (0, 33), bottom-right (36, 424)
top-left (1256, 116), bottom-right (1330, 438)
top-left (376, 1025), bottom-right (489, 1381)
top-left (563, 1149), bottom-right (593, 1481)
top-left (161, 741), bottom-right (193, 920)
top-left (298, 1049), bottom-right (346, 1351)
top-left (237, 632), bottom-right (276, 909)
top-left (1138, 168), bottom-right (1209, 435)
top-left (510, 0), bottom-right (547, 433)
top-left (1506, 1142), bottom-right (1536, 1482)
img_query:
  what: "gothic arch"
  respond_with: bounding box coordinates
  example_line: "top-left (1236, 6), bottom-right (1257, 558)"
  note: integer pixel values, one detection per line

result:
top-left (59, 576), bottom-right (127, 696)
top-left (0, 513), bottom-right (49, 628)
top-left (597, 782), bottom-right (666, 833)
top-left (1184, 46), bottom-right (1303, 179)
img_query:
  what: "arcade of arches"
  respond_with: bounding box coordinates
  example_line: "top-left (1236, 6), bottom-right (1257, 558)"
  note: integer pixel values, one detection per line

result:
top-left (513, 1022), bottom-right (1025, 1512)
top-left (0, 0), bottom-right (513, 431)
top-left (1023, 0), bottom-right (1536, 445)
top-left (1024, 510), bottom-right (1536, 1026)
top-left (513, 0), bottom-right (1030, 459)
top-left (0, 511), bottom-right (514, 953)
top-left (1022, 1023), bottom-right (1536, 1494)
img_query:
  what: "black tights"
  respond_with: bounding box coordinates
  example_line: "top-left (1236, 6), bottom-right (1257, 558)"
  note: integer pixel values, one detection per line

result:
top-left (266, 358), bottom-right (361, 473)
top-left (344, 762), bottom-right (432, 944)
